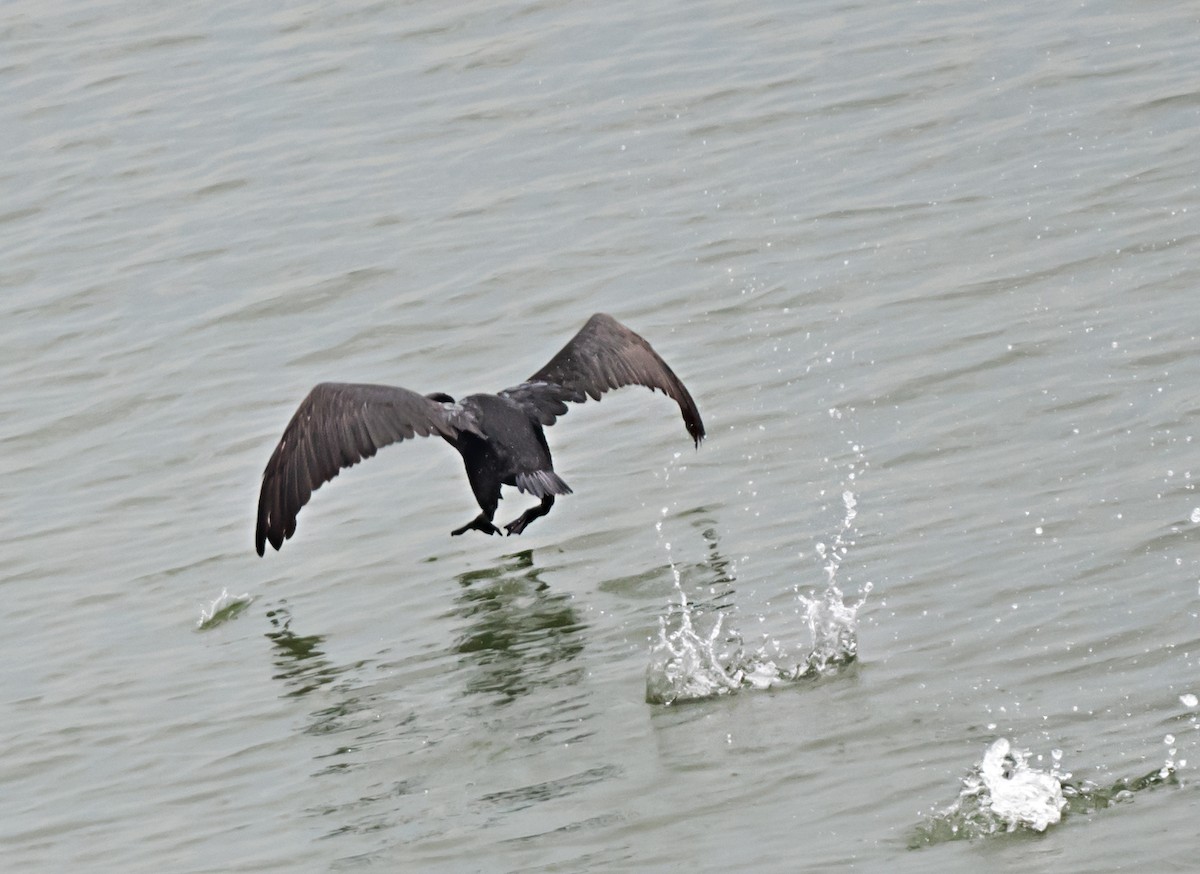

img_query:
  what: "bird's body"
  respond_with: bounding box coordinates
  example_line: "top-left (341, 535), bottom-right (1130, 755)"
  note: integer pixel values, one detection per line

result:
top-left (255, 313), bottom-right (704, 555)
top-left (439, 392), bottom-right (573, 537)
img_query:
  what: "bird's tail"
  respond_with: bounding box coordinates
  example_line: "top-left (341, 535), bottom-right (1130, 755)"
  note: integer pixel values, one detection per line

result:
top-left (515, 469), bottom-right (573, 498)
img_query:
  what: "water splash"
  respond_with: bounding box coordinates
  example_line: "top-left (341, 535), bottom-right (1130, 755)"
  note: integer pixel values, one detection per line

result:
top-left (644, 586), bottom-right (746, 704)
top-left (815, 489), bottom-right (857, 586)
top-left (196, 587), bottom-right (253, 630)
top-left (646, 493), bottom-right (869, 705)
top-left (911, 737), bottom-right (1181, 847)
top-left (645, 575), bottom-right (870, 705)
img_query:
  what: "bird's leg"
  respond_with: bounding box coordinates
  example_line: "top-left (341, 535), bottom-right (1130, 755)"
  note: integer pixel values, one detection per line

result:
top-left (504, 495), bottom-right (555, 536)
top-left (451, 512), bottom-right (501, 536)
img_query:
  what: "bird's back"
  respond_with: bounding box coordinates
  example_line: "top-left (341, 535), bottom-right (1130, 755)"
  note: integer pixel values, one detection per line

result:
top-left (459, 393), bottom-right (554, 483)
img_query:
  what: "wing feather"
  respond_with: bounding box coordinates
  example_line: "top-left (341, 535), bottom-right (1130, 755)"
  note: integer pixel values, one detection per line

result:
top-left (500, 313), bottom-right (705, 446)
top-left (255, 382), bottom-right (479, 555)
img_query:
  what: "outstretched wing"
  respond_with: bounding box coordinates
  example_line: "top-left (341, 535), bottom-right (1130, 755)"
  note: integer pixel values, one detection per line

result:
top-left (500, 313), bottom-right (705, 446)
top-left (255, 382), bottom-right (480, 555)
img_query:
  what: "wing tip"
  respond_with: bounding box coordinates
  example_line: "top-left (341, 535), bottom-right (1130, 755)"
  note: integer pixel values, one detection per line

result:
top-left (255, 506), bottom-right (286, 556)
top-left (682, 399), bottom-right (706, 449)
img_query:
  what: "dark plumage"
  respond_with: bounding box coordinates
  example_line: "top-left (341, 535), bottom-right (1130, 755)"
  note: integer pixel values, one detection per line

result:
top-left (255, 313), bottom-right (705, 555)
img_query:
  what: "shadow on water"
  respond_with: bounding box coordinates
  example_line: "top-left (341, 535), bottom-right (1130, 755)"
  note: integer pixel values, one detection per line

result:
top-left (449, 548), bottom-right (588, 706)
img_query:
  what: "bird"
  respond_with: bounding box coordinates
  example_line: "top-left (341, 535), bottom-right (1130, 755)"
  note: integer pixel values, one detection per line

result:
top-left (255, 313), bottom-right (705, 555)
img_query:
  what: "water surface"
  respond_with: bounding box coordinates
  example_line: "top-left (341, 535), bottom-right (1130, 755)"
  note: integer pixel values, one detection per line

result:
top-left (3, 0), bottom-right (1199, 871)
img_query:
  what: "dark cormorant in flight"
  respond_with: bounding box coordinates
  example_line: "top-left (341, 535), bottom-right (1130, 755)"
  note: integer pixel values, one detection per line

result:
top-left (255, 313), bottom-right (705, 555)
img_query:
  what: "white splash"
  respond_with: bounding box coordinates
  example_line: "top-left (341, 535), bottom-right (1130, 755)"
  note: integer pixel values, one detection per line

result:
top-left (793, 580), bottom-right (872, 677)
top-left (976, 738), bottom-right (1067, 832)
top-left (647, 488), bottom-right (868, 704)
top-left (645, 573), bottom-right (870, 705)
top-left (914, 735), bottom-right (1183, 846)
top-left (645, 587), bottom-right (746, 705)
top-left (197, 587), bottom-right (253, 630)
top-left (915, 738), bottom-right (1067, 841)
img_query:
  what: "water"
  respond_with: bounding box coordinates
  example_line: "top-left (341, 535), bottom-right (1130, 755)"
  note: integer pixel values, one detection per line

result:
top-left (3, 0), bottom-right (1200, 871)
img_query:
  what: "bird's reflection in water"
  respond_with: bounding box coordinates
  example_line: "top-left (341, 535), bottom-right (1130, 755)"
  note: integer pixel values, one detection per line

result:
top-left (261, 548), bottom-right (588, 729)
top-left (450, 549), bottom-right (587, 706)
top-left (264, 602), bottom-right (375, 742)
top-left (264, 552), bottom-right (594, 836)
top-left (266, 602), bottom-right (339, 697)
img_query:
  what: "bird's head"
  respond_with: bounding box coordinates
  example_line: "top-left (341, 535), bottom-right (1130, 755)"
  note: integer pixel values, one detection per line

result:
top-left (426, 392), bottom-right (456, 404)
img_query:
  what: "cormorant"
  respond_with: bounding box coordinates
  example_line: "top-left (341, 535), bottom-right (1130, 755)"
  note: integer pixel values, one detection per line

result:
top-left (255, 313), bottom-right (705, 555)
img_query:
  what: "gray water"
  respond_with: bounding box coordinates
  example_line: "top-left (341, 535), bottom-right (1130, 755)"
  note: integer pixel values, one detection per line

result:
top-left (3, 0), bottom-right (1200, 870)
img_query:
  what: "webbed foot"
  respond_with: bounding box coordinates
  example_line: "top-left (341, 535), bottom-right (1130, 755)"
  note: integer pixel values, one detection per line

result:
top-left (451, 514), bottom-right (501, 536)
top-left (504, 515), bottom-right (531, 536)
top-left (502, 495), bottom-right (555, 536)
